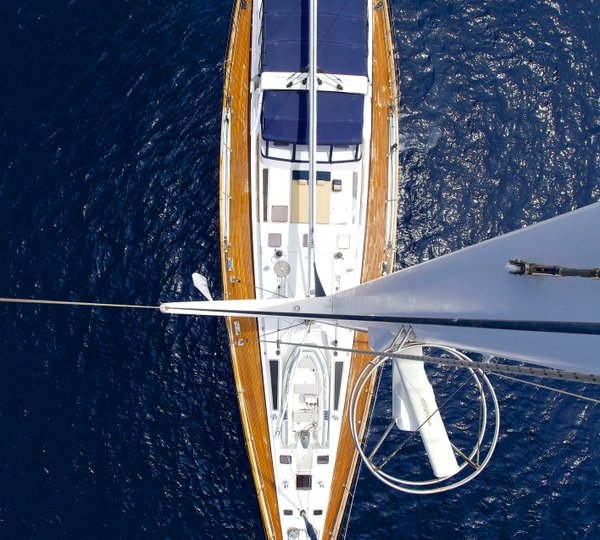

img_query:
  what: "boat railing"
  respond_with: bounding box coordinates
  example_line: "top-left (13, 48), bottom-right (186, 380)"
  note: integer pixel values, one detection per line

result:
top-left (223, 0), bottom-right (244, 103)
top-left (382, 0), bottom-right (400, 273)
top-left (380, 0), bottom-right (400, 108)
top-left (220, 107), bottom-right (232, 248)
top-left (221, 0), bottom-right (251, 254)
top-left (384, 109), bottom-right (399, 272)
top-left (261, 139), bottom-right (362, 164)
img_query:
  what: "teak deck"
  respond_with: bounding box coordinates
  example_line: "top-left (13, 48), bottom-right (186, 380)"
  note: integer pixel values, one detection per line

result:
top-left (219, 1), bottom-right (398, 538)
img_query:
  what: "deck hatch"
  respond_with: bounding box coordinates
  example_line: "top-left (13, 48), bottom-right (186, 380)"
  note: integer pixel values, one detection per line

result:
top-left (296, 474), bottom-right (312, 490)
top-left (262, 169), bottom-right (269, 221)
top-left (333, 361), bottom-right (343, 410)
top-left (268, 233), bottom-right (282, 248)
top-left (269, 360), bottom-right (279, 409)
top-left (271, 205), bottom-right (289, 222)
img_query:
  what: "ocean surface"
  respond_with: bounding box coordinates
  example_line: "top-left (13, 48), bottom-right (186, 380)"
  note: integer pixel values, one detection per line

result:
top-left (0, 0), bottom-right (599, 538)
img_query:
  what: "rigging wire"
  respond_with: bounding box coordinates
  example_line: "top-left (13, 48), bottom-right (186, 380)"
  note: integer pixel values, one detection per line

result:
top-left (376, 374), bottom-right (474, 470)
top-left (340, 360), bottom-right (386, 539)
top-left (261, 335), bottom-right (600, 411)
top-left (227, 278), bottom-right (288, 299)
top-left (488, 372), bottom-right (600, 405)
top-left (284, 459), bottom-right (304, 514)
top-left (255, 321), bottom-right (307, 343)
top-left (2, 298), bottom-right (599, 402)
top-left (260, 338), bottom-right (600, 386)
top-left (0, 297), bottom-right (159, 311)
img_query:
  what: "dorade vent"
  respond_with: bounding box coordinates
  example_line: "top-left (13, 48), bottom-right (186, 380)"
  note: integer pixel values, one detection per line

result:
top-left (296, 474), bottom-right (312, 490)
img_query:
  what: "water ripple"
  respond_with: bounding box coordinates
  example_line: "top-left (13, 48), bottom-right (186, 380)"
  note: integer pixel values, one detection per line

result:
top-left (0, 0), bottom-right (598, 538)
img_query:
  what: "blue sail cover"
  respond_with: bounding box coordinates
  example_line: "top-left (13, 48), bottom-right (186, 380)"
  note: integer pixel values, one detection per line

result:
top-left (262, 90), bottom-right (364, 145)
top-left (262, 0), bottom-right (367, 76)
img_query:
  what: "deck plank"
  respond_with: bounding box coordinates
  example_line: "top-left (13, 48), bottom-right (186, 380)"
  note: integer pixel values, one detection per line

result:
top-left (220, 1), bottom-right (282, 539)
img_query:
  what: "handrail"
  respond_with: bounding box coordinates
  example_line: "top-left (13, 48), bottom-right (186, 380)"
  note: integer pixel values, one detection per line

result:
top-left (382, 0), bottom-right (400, 271)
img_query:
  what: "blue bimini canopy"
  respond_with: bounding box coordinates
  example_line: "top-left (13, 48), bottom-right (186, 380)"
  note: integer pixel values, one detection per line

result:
top-left (262, 90), bottom-right (364, 145)
top-left (262, 0), bottom-right (367, 76)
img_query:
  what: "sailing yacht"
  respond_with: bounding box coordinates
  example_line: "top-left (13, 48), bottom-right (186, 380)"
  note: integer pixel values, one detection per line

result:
top-left (214, 0), bottom-right (399, 537)
top-left (0, 1), bottom-right (598, 537)
top-left (161, 0), bottom-right (600, 538)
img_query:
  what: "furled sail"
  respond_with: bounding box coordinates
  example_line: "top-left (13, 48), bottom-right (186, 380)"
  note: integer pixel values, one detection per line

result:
top-left (393, 351), bottom-right (460, 478)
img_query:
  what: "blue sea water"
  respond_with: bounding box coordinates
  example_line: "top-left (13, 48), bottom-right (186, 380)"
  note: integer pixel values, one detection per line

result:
top-left (0, 0), bottom-right (598, 538)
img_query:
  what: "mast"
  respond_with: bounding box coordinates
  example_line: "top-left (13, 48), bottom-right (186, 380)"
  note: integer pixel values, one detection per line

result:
top-left (307, 0), bottom-right (318, 297)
